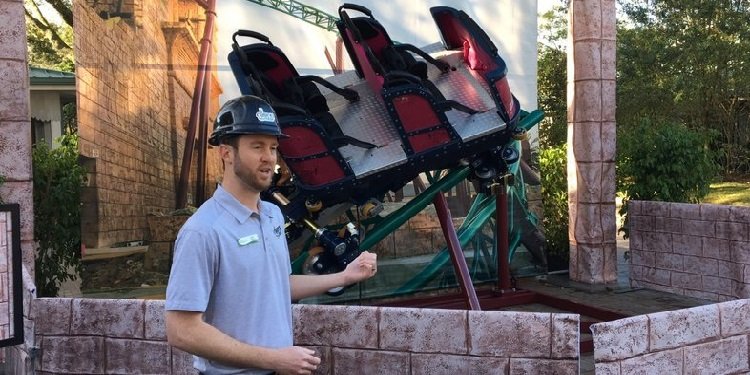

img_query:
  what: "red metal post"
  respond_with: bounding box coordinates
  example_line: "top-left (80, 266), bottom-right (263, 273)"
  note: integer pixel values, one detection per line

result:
top-left (176, 0), bottom-right (216, 208)
top-left (433, 192), bottom-right (481, 310)
top-left (495, 180), bottom-right (512, 291)
top-left (196, 45), bottom-right (212, 205)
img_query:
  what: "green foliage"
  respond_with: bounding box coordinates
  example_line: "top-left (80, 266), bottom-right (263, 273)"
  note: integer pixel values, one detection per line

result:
top-left (25, 0), bottom-right (74, 72)
top-left (33, 133), bottom-right (86, 297)
top-left (537, 44), bottom-right (567, 149)
top-left (617, 0), bottom-right (750, 174)
top-left (617, 119), bottom-right (717, 237)
top-left (537, 4), bottom-right (568, 149)
top-left (539, 144), bottom-right (569, 263)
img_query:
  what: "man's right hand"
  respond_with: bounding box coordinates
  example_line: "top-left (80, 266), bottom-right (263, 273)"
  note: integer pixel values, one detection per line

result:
top-left (274, 346), bottom-right (321, 375)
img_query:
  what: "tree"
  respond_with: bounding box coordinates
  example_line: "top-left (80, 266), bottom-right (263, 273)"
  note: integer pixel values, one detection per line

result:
top-left (537, 4), bottom-right (568, 149)
top-left (25, 0), bottom-right (74, 71)
top-left (33, 133), bottom-right (86, 297)
top-left (617, 0), bottom-right (750, 174)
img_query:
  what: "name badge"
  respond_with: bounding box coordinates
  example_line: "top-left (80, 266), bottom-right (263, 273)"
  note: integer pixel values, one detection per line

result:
top-left (238, 234), bottom-right (260, 246)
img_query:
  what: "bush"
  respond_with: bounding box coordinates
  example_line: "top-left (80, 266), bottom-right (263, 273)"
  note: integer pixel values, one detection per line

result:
top-left (539, 144), bottom-right (569, 269)
top-left (33, 133), bottom-right (87, 297)
top-left (617, 119), bottom-right (717, 237)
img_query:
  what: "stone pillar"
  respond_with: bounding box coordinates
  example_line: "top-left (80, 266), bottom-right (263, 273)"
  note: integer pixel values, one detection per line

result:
top-left (0, 0), bottom-right (37, 372)
top-left (567, 0), bottom-right (617, 283)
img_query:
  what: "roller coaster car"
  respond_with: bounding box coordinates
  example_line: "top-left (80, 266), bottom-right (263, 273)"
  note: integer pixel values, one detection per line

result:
top-left (227, 4), bottom-right (527, 273)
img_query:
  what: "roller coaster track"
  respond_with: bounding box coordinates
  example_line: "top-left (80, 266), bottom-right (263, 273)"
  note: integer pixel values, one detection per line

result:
top-left (243, 0), bottom-right (338, 32)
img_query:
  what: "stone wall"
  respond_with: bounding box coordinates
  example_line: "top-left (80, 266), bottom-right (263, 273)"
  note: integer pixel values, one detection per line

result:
top-left (74, 0), bottom-right (222, 249)
top-left (592, 299), bottom-right (750, 374)
top-left (30, 298), bottom-right (579, 374)
top-left (628, 201), bottom-right (750, 301)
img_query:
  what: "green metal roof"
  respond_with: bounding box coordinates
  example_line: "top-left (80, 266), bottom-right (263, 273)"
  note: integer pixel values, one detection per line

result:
top-left (29, 66), bottom-right (75, 86)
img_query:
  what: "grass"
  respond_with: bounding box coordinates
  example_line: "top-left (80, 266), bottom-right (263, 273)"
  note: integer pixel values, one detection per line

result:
top-left (703, 181), bottom-right (750, 206)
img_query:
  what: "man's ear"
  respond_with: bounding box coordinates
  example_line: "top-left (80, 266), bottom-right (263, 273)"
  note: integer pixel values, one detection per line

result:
top-left (218, 144), bottom-right (233, 164)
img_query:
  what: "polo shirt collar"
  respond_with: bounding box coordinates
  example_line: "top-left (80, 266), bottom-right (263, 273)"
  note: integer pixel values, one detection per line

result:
top-left (214, 185), bottom-right (275, 223)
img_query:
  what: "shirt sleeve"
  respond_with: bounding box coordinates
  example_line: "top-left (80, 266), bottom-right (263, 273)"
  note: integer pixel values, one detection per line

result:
top-left (165, 227), bottom-right (217, 312)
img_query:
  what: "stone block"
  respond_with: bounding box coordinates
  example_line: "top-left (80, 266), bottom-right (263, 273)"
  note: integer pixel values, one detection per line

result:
top-left (672, 234), bottom-right (702, 256)
top-left (32, 298), bottom-right (72, 335)
top-left (670, 272), bottom-right (702, 290)
top-left (683, 256), bottom-right (717, 276)
top-left (595, 361), bottom-right (620, 375)
top-left (0, 62), bottom-right (29, 122)
top-left (671, 203), bottom-right (700, 219)
top-left (730, 240), bottom-right (750, 264)
top-left (39, 335), bottom-right (105, 374)
top-left (293, 304), bottom-right (378, 349)
top-left (572, 122), bottom-right (602, 162)
top-left (703, 237), bottom-right (730, 260)
top-left (573, 41), bottom-right (602, 81)
top-left (572, 0), bottom-right (602, 40)
top-left (684, 335), bottom-right (749, 375)
top-left (0, 121), bottom-right (32, 181)
top-left (411, 353), bottom-right (508, 375)
top-left (733, 280), bottom-right (750, 299)
top-left (719, 299), bottom-right (750, 336)
top-left (716, 222), bottom-right (749, 241)
top-left (641, 267), bottom-right (671, 286)
top-left (642, 232), bottom-right (671, 253)
top-left (664, 218), bottom-right (682, 233)
top-left (572, 203), bottom-right (603, 242)
top-left (332, 348), bottom-right (409, 375)
top-left (591, 315), bottom-right (649, 361)
top-left (71, 298), bottom-right (144, 338)
top-left (469, 311), bottom-right (550, 357)
top-left (380, 307), bottom-right (467, 354)
top-left (729, 206), bottom-right (750, 223)
top-left (171, 347), bottom-right (199, 374)
top-left (144, 299), bottom-right (166, 340)
top-left (572, 81), bottom-right (602, 122)
top-left (682, 220), bottom-right (715, 237)
top-left (628, 200), bottom-right (642, 215)
top-left (649, 304), bottom-right (720, 351)
top-left (106, 338), bottom-right (170, 374)
top-left (655, 253), bottom-right (684, 272)
top-left (702, 275), bottom-right (733, 295)
top-left (551, 314), bottom-right (579, 359)
top-left (630, 214), bottom-right (652, 232)
top-left (642, 201), bottom-right (670, 217)
top-left (510, 358), bottom-right (578, 375)
top-left (630, 250), bottom-right (656, 267)
top-left (718, 260), bottom-right (743, 281)
top-left (701, 204), bottom-right (731, 221)
top-left (602, 122), bottom-right (616, 161)
top-left (621, 349), bottom-right (683, 374)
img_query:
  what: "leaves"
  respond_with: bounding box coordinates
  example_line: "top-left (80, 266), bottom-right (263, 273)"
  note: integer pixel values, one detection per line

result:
top-left (25, 0), bottom-right (74, 71)
top-left (539, 144), bottom-right (569, 258)
top-left (33, 133), bottom-right (87, 297)
top-left (617, 119), bottom-right (717, 237)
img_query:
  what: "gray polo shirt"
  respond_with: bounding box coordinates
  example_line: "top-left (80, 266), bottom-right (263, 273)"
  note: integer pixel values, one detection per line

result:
top-left (166, 185), bottom-right (292, 375)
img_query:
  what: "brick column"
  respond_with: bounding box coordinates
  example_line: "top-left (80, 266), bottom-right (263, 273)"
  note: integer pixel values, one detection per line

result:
top-left (0, 0), bottom-right (37, 372)
top-left (567, 0), bottom-right (617, 283)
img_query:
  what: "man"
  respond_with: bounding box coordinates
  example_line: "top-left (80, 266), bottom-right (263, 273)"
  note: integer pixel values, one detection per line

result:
top-left (165, 95), bottom-right (378, 375)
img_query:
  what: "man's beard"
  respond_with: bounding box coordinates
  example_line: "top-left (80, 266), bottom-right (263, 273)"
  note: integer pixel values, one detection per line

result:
top-left (233, 154), bottom-right (273, 193)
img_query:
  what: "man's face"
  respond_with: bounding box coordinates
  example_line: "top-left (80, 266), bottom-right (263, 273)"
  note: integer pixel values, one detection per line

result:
top-left (225, 134), bottom-right (278, 193)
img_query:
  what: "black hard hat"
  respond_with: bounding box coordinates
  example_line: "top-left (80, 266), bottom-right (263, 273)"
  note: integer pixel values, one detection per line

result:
top-left (209, 95), bottom-right (287, 146)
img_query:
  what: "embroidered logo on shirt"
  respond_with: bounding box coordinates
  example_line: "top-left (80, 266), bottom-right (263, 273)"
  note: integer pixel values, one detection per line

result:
top-left (238, 234), bottom-right (259, 246)
top-left (274, 225), bottom-right (283, 238)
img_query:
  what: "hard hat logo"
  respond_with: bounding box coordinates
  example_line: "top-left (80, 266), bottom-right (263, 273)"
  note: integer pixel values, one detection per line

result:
top-left (256, 108), bottom-right (276, 123)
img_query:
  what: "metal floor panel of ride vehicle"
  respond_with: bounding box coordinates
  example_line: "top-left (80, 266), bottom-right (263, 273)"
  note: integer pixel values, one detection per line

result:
top-left (322, 48), bottom-right (506, 179)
